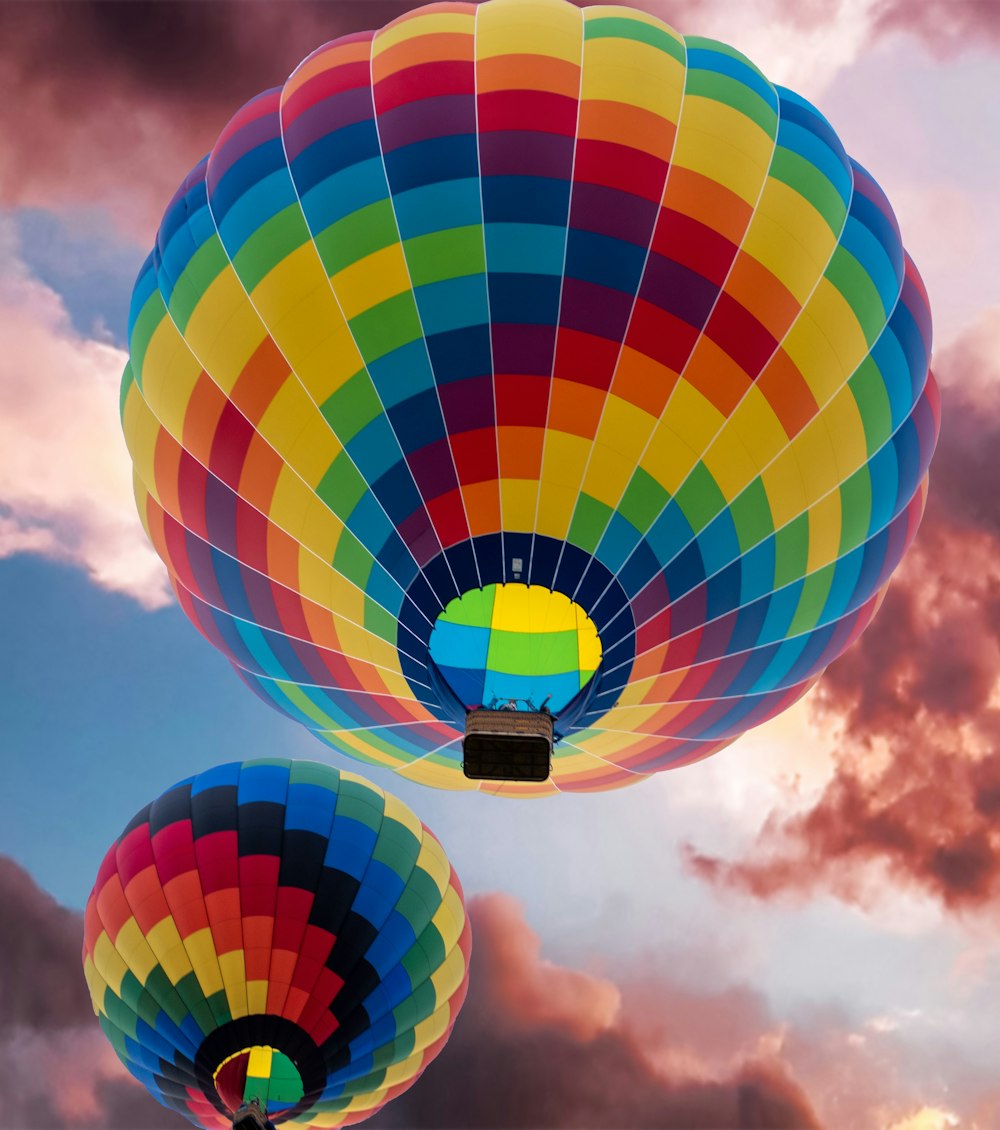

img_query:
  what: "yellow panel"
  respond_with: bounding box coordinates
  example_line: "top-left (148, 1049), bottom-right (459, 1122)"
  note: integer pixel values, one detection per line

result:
top-left (726, 386), bottom-right (789, 470)
top-left (785, 281), bottom-right (868, 403)
top-left (821, 387), bottom-right (869, 481)
top-left (396, 758), bottom-right (475, 790)
top-left (382, 791), bottom-right (424, 842)
top-left (247, 980), bottom-right (269, 1015)
top-left (145, 917), bottom-right (194, 984)
top-left (185, 271), bottom-right (266, 389)
top-left (182, 927), bottom-right (225, 999)
top-left (742, 181), bottom-right (837, 304)
top-left (281, 411), bottom-right (343, 488)
top-left (500, 478), bottom-right (539, 531)
top-left (331, 244), bottom-right (411, 321)
top-left (582, 442), bottom-right (643, 509)
top-left (805, 490), bottom-right (842, 573)
top-left (219, 950), bottom-right (249, 1018)
top-left (256, 374), bottom-right (325, 458)
top-left (580, 32), bottom-right (684, 118)
top-left (414, 838), bottom-right (452, 897)
top-left (247, 1044), bottom-right (272, 1077)
top-left (701, 422), bottom-right (758, 501)
top-left (639, 421), bottom-right (700, 497)
top-left (141, 323), bottom-right (203, 436)
top-left (93, 932), bottom-right (128, 994)
top-left (593, 394), bottom-right (657, 459)
top-left (760, 446), bottom-right (809, 527)
top-left (114, 917), bottom-right (158, 984)
top-left (672, 100), bottom-right (774, 203)
top-left (476, 0), bottom-right (583, 64)
top-left (373, 8), bottom-right (473, 53)
top-left (429, 938), bottom-right (469, 1002)
top-left (789, 415), bottom-right (841, 502)
top-left (83, 956), bottom-right (108, 1013)
top-left (431, 887), bottom-right (466, 952)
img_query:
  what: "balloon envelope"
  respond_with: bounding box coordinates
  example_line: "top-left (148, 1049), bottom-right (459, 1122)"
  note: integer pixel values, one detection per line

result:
top-left (122, 0), bottom-right (938, 795)
top-left (82, 760), bottom-right (470, 1127)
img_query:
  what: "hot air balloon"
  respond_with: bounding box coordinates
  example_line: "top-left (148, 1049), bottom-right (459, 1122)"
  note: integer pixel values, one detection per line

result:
top-left (82, 760), bottom-right (470, 1127)
top-left (121, 0), bottom-right (938, 796)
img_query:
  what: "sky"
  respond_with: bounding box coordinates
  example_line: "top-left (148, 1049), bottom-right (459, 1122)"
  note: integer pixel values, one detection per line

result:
top-left (1, 0), bottom-right (999, 1127)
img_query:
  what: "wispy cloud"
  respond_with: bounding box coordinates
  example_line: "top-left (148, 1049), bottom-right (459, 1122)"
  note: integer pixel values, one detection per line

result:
top-left (0, 217), bottom-right (170, 608)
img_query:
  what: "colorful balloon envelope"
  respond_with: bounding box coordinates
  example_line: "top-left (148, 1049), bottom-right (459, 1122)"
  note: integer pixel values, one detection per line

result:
top-left (122, 0), bottom-right (939, 795)
top-left (82, 760), bottom-right (470, 1127)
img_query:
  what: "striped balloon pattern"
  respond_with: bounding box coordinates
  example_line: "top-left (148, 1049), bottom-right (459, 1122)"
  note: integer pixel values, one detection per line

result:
top-left (122, 0), bottom-right (938, 796)
top-left (82, 761), bottom-right (470, 1128)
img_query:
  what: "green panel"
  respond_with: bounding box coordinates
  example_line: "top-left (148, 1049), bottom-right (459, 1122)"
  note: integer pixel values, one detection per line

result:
top-left (128, 294), bottom-right (167, 388)
top-left (772, 512), bottom-right (809, 588)
top-left (120, 362), bottom-right (135, 419)
top-left (789, 560), bottom-right (836, 635)
top-left (848, 355), bottom-right (893, 454)
top-left (314, 199), bottom-right (398, 275)
top-left (174, 970), bottom-right (215, 1037)
top-left (236, 204), bottom-right (311, 294)
top-left (769, 148), bottom-right (847, 236)
top-left (168, 237), bottom-right (230, 333)
top-left (824, 246), bottom-right (887, 345)
top-left (392, 976), bottom-right (438, 1033)
top-left (332, 528), bottom-right (374, 588)
top-left (364, 595), bottom-right (397, 642)
top-left (567, 492), bottom-right (614, 554)
top-left (487, 627), bottom-right (578, 675)
top-left (206, 988), bottom-right (233, 1027)
top-left (288, 761), bottom-right (340, 790)
top-left (335, 779), bottom-right (385, 829)
top-left (440, 586), bottom-right (495, 626)
top-left (320, 371), bottom-right (383, 442)
top-left (675, 462), bottom-right (726, 532)
top-left (584, 14), bottom-right (685, 62)
top-left (729, 477), bottom-right (774, 552)
top-left (396, 869), bottom-right (445, 928)
top-left (317, 453), bottom-right (368, 518)
top-left (404, 225), bottom-right (485, 286)
top-left (685, 69), bottom-right (778, 136)
top-left (618, 467), bottom-right (670, 536)
top-left (349, 291), bottom-right (423, 361)
top-left (838, 467), bottom-right (872, 555)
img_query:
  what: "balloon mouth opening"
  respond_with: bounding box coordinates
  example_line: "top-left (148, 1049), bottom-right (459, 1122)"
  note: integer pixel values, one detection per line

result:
top-left (428, 583), bottom-right (602, 714)
top-left (214, 1045), bottom-right (304, 1118)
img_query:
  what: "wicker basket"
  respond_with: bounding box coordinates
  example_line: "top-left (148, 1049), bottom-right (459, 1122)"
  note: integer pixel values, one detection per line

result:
top-left (462, 708), bottom-right (554, 782)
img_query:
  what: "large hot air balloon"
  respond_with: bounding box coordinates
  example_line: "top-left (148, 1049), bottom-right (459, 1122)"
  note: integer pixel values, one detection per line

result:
top-left (82, 760), bottom-right (470, 1127)
top-left (122, 0), bottom-right (938, 795)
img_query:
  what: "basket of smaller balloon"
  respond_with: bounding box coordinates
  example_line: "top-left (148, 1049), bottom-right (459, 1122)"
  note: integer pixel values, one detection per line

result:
top-left (463, 708), bottom-right (554, 782)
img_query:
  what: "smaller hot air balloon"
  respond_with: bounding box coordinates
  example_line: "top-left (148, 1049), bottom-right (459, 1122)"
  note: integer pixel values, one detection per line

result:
top-left (82, 760), bottom-right (470, 1128)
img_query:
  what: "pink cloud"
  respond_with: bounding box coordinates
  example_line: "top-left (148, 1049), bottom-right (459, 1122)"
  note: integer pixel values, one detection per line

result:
top-left (0, 219), bottom-right (170, 607)
top-left (684, 311), bottom-right (1000, 916)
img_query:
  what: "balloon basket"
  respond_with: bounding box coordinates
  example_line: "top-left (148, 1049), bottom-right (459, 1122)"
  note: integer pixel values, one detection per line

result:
top-left (462, 708), bottom-right (554, 782)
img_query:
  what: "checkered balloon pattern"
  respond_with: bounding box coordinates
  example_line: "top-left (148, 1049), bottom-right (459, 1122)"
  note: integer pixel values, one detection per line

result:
top-left (83, 760), bottom-right (470, 1128)
top-left (122, 0), bottom-right (938, 796)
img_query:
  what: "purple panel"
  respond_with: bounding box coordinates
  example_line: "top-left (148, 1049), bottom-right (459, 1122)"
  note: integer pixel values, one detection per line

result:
top-left (408, 439), bottom-right (460, 500)
top-left (478, 131), bottom-right (574, 178)
top-left (639, 252), bottom-right (719, 327)
top-left (491, 324), bottom-right (556, 374)
top-left (439, 376), bottom-right (496, 432)
top-left (282, 85), bottom-right (376, 161)
top-left (559, 277), bottom-right (633, 340)
top-left (569, 182), bottom-right (659, 246)
top-left (376, 93), bottom-right (477, 151)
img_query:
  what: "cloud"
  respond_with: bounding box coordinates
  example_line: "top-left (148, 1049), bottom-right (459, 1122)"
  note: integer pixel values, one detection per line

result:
top-left (684, 311), bottom-right (1000, 915)
top-left (0, 217), bottom-right (171, 608)
top-left (0, 856), bottom-right (182, 1129)
top-left (871, 0), bottom-right (1000, 54)
top-left (0, 0), bottom-right (418, 239)
top-left (373, 893), bottom-right (823, 1130)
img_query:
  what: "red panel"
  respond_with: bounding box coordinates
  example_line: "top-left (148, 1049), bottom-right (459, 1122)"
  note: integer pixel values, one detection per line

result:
top-left (651, 210), bottom-right (737, 286)
top-left (153, 821), bottom-right (197, 886)
top-left (627, 299), bottom-right (700, 373)
top-left (495, 375), bottom-right (549, 427)
top-left (573, 140), bottom-right (668, 202)
top-left (706, 292), bottom-right (778, 380)
top-left (282, 57), bottom-right (374, 123)
top-left (449, 428), bottom-right (499, 484)
top-left (374, 60), bottom-right (474, 114)
top-left (196, 831), bottom-right (240, 894)
top-left (477, 89), bottom-right (578, 135)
